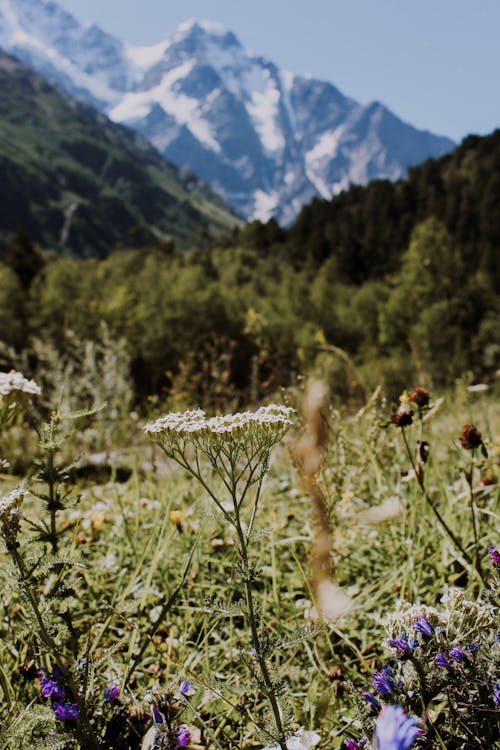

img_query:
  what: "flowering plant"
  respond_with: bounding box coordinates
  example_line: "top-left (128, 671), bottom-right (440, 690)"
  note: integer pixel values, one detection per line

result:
top-left (145, 405), bottom-right (298, 750)
top-left (348, 585), bottom-right (499, 749)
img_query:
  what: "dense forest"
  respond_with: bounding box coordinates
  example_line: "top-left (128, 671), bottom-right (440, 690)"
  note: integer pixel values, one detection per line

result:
top-left (1, 130), bottom-right (499, 406)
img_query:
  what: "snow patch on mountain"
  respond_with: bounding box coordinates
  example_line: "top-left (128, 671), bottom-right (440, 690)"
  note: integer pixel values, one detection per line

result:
top-left (124, 39), bottom-right (169, 71)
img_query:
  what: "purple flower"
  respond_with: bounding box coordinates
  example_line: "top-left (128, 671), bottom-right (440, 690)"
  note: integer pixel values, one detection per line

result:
top-left (53, 702), bottom-right (79, 722)
top-left (104, 683), bottom-right (120, 703)
top-left (466, 641), bottom-right (481, 655)
top-left (151, 706), bottom-right (165, 725)
top-left (488, 546), bottom-right (500, 566)
top-left (345, 741), bottom-right (364, 750)
top-left (177, 725), bottom-right (191, 748)
top-left (434, 653), bottom-right (450, 669)
top-left (363, 692), bottom-right (382, 712)
top-left (449, 646), bottom-right (467, 663)
top-left (179, 680), bottom-right (196, 696)
top-left (492, 680), bottom-right (500, 707)
top-left (375, 705), bottom-right (422, 750)
top-left (412, 615), bottom-right (434, 637)
top-left (373, 668), bottom-right (396, 696)
top-left (40, 677), bottom-right (65, 702)
top-left (388, 636), bottom-right (412, 656)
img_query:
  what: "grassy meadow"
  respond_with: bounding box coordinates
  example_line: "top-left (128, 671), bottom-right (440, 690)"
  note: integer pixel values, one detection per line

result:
top-left (0, 369), bottom-right (498, 750)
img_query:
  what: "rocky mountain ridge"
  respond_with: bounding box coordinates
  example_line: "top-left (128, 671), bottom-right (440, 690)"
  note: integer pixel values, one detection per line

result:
top-left (0, 0), bottom-right (455, 223)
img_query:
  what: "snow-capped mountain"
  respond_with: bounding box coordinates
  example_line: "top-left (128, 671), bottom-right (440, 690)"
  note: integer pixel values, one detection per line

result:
top-left (0, 0), bottom-right (455, 223)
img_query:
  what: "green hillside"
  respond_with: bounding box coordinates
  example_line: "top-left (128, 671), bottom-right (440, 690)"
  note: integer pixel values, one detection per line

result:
top-left (0, 52), bottom-right (240, 257)
top-left (0, 115), bottom-right (498, 403)
top-left (235, 129), bottom-right (500, 287)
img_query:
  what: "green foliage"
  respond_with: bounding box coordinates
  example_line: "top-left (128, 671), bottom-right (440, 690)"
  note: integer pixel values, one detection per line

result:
top-left (2, 115), bottom-right (500, 402)
top-left (0, 372), bottom-right (499, 748)
top-left (0, 263), bottom-right (25, 347)
top-left (0, 52), bottom-right (239, 257)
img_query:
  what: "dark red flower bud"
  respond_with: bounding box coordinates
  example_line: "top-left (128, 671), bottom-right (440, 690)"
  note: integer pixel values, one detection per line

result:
top-left (390, 406), bottom-right (413, 427)
top-left (459, 424), bottom-right (482, 450)
top-left (408, 387), bottom-right (430, 408)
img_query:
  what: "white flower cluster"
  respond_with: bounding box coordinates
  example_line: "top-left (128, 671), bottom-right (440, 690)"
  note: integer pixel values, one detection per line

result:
top-left (144, 405), bottom-right (294, 439)
top-left (0, 487), bottom-right (24, 540)
top-left (383, 589), bottom-right (496, 642)
top-left (0, 370), bottom-right (41, 397)
top-left (383, 599), bottom-right (443, 639)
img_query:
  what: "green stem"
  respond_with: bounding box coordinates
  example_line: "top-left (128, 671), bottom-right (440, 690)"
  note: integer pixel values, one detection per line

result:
top-left (401, 427), bottom-right (486, 585)
top-left (232, 502), bottom-right (287, 750)
top-left (466, 449), bottom-right (482, 580)
top-left (47, 445), bottom-right (58, 554)
top-left (10, 544), bottom-right (100, 750)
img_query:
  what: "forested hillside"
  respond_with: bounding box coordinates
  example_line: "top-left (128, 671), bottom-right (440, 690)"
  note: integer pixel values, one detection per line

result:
top-left (0, 130), bottom-right (498, 403)
top-left (0, 52), bottom-right (239, 257)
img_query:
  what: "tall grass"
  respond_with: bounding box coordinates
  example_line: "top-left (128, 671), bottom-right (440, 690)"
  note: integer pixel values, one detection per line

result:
top-left (0, 369), bottom-right (498, 749)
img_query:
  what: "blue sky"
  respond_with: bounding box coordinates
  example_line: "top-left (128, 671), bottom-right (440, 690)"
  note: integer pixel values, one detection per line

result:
top-left (60, 0), bottom-right (499, 142)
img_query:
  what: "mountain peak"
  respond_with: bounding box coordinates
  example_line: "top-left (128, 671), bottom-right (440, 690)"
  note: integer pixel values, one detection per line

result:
top-left (173, 18), bottom-right (241, 52)
top-left (177, 18), bottom-right (231, 37)
top-left (0, 0), bottom-right (455, 224)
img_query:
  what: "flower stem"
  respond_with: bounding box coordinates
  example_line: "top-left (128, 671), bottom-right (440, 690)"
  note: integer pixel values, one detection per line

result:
top-left (9, 544), bottom-right (100, 749)
top-left (401, 427), bottom-right (486, 585)
top-left (232, 504), bottom-right (287, 750)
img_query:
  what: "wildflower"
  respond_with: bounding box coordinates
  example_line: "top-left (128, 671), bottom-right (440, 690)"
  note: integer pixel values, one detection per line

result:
top-left (363, 692), bottom-right (381, 712)
top-left (466, 641), bottom-right (481, 655)
top-left (177, 725), bottom-right (191, 748)
top-left (151, 705), bottom-right (166, 725)
top-left (104, 683), bottom-right (120, 703)
top-left (170, 509), bottom-right (185, 533)
top-left (488, 546), bottom-right (500, 567)
top-left (261, 728), bottom-right (321, 750)
top-left (0, 487), bottom-right (24, 543)
top-left (53, 702), bottom-right (79, 721)
top-left (0, 370), bottom-right (41, 397)
top-left (388, 636), bottom-right (412, 656)
top-left (179, 680), bottom-right (196, 697)
top-left (408, 388), bottom-right (430, 408)
top-left (458, 424), bottom-right (482, 450)
top-left (434, 653), bottom-right (450, 668)
top-left (144, 405), bottom-right (294, 442)
top-left (493, 680), bottom-right (500, 707)
top-left (345, 741), bottom-right (366, 750)
top-left (390, 407), bottom-right (413, 428)
top-left (374, 705), bottom-right (422, 750)
top-left (449, 645), bottom-right (467, 662)
top-left (373, 667), bottom-right (396, 696)
top-left (39, 675), bottom-right (65, 702)
top-left (412, 615), bottom-right (434, 637)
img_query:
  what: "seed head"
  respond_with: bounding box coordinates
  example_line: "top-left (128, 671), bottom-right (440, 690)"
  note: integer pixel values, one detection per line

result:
top-left (458, 424), bottom-right (482, 450)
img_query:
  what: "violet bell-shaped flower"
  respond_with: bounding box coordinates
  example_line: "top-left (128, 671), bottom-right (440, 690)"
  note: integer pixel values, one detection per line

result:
top-left (375, 705), bottom-right (422, 750)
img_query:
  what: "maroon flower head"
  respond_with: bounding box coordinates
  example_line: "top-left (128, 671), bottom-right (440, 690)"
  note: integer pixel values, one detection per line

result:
top-left (408, 387), bottom-right (430, 408)
top-left (390, 407), bottom-right (413, 428)
top-left (459, 424), bottom-right (482, 450)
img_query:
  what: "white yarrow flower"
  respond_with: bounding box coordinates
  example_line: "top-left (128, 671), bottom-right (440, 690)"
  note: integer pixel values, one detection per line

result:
top-left (0, 371), bottom-right (41, 397)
